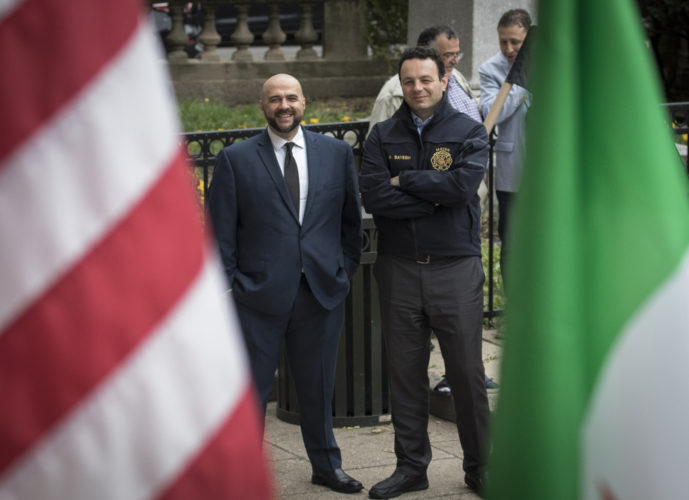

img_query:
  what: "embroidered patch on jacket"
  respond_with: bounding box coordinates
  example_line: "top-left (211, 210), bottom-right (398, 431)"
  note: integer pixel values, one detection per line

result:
top-left (431, 147), bottom-right (453, 171)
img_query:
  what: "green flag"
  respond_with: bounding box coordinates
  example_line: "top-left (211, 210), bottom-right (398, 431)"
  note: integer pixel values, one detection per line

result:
top-left (488, 0), bottom-right (689, 498)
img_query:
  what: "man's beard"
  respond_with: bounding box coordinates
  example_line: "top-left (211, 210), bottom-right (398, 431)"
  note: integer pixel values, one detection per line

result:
top-left (268, 114), bottom-right (300, 134)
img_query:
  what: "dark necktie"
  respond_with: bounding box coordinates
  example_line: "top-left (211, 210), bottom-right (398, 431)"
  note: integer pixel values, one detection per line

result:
top-left (284, 142), bottom-right (300, 215)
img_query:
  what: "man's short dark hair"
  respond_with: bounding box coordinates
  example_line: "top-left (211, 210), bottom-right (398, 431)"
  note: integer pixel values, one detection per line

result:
top-left (416, 25), bottom-right (457, 47)
top-left (398, 46), bottom-right (445, 80)
top-left (498, 9), bottom-right (531, 30)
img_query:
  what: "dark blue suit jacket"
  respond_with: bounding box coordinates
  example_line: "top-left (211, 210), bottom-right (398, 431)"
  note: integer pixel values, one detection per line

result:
top-left (208, 128), bottom-right (363, 316)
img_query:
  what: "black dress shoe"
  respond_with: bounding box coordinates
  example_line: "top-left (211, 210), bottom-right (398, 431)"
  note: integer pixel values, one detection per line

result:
top-left (485, 376), bottom-right (500, 390)
top-left (312, 468), bottom-right (363, 494)
top-left (465, 472), bottom-right (485, 496)
top-left (368, 469), bottom-right (428, 499)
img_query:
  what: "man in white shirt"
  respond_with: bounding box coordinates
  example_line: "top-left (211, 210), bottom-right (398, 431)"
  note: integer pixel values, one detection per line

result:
top-left (368, 25), bottom-right (481, 133)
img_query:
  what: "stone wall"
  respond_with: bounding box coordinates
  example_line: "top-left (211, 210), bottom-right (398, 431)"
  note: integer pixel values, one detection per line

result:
top-left (168, 59), bottom-right (390, 106)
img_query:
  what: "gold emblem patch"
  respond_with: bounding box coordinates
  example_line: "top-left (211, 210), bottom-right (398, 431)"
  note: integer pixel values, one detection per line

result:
top-left (431, 147), bottom-right (453, 171)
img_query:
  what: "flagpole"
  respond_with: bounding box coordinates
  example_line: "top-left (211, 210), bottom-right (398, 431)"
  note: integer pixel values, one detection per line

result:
top-left (483, 82), bottom-right (513, 134)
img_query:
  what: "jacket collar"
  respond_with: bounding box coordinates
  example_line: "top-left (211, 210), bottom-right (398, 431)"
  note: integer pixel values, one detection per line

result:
top-left (393, 91), bottom-right (453, 130)
top-left (265, 125), bottom-right (306, 152)
top-left (256, 127), bottom-right (322, 225)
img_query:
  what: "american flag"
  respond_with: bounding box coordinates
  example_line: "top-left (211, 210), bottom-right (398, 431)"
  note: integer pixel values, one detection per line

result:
top-left (0, 0), bottom-right (273, 498)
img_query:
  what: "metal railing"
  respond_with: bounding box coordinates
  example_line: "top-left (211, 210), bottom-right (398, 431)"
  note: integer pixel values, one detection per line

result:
top-left (184, 120), bottom-right (370, 204)
top-left (666, 101), bottom-right (689, 172)
top-left (183, 103), bottom-right (689, 320)
top-left (182, 120), bottom-right (504, 318)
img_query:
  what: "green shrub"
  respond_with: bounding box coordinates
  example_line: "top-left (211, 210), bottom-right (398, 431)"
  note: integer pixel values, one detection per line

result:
top-left (362, 0), bottom-right (408, 72)
top-left (178, 99), bottom-right (264, 132)
top-left (178, 98), bottom-right (371, 133)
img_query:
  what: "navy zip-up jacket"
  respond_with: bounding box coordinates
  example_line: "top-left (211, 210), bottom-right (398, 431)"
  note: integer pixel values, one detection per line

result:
top-left (359, 93), bottom-right (489, 257)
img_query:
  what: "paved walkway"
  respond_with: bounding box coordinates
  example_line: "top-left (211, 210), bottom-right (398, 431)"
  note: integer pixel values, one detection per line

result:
top-left (264, 329), bottom-right (503, 499)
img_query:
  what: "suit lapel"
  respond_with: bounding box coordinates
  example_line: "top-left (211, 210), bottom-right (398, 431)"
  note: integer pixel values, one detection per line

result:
top-left (302, 130), bottom-right (323, 223)
top-left (256, 130), bottom-right (300, 220)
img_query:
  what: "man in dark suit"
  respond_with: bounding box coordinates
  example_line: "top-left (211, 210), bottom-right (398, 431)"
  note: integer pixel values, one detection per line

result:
top-left (207, 74), bottom-right (364, 494)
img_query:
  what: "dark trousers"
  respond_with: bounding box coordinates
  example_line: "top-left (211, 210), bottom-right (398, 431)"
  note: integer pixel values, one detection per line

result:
top-left (235, 275), bottom-right (344, 471)
top-left (496, 190), bottom-right (515, 287)
top-left (374, 255), bottom-right (490, 476)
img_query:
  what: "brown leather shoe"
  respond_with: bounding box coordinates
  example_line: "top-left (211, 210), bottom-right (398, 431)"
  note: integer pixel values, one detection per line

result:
top-left (312, 468), bottom-right (364, 494)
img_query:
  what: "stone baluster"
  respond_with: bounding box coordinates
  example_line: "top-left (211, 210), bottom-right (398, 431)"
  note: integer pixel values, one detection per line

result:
top-left (295, 1), bottom-right (319, 60)
top-left (231, 2), bottom-right (255, 61)
top-left (164, 1), bottom-right (189, 62)
top-left (198, 1), bottom-right (222, 61)
top-left (262, 2), bottom-right (286, 61)
top-left (323, 0), bottom-right (367, 59)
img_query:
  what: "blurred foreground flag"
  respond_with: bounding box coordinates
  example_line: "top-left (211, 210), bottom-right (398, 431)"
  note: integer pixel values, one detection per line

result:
top-left (0, 0), bottom-right (273, 499)
top-left (488, 0), bottom-right (689, 499)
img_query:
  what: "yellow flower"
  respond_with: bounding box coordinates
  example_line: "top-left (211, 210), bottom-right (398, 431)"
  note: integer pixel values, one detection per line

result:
top-left (204, 97), bottom-right (210, 103)
top-left (342, 116), bottom-right (351, 122)
top-left (309, 118), bottom-right (320, 124)
top-left (300, 120), bottom-right (306, 125)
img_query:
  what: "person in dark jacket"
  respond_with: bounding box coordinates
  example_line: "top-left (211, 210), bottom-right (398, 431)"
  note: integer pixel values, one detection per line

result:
top-left (208, 74), bottom-right (363, 494)
top-left (359, 46), bottom-right (490, 499)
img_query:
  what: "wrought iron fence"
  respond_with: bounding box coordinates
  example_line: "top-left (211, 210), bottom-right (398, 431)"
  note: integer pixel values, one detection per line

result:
top-left (183, 121), bottom-right (369, 204)
top-left (182, 103), bottom-right (689, 320)
top-left (182, 119), bottom-right (504, 318)
top-left (666, 101), bottom-right (689, 172)
top-left (667, 101), bottom-right (689, 134)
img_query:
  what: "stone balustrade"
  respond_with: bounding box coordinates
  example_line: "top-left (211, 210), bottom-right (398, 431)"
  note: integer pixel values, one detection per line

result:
top-left (152, 0), bottom-right (389, 105)
top-left (159, 1), bottom-right (324, 62)
top-left (154, 0), bottom-right (375, 62)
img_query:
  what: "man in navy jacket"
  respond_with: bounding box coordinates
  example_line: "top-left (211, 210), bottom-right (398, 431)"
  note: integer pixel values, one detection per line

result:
top-left (208, 74), bottom-right (363, 494)
top-left (360, 47), bottom-right (490, 498)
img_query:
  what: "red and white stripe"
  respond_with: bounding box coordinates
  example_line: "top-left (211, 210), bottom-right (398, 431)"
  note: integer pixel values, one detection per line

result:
top-left (0, 0), bottom-right (273, 498)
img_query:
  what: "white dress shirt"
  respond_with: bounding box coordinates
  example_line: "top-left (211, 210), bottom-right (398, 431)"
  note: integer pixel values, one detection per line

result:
top-left (267, 126), bottom-right (309, 224)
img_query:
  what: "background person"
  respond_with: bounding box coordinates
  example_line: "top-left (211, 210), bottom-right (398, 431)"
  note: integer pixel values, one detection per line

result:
top-left (479, 9), bottom-right (532, 286)
top-left (368, 24), bottom-right (481, 133)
